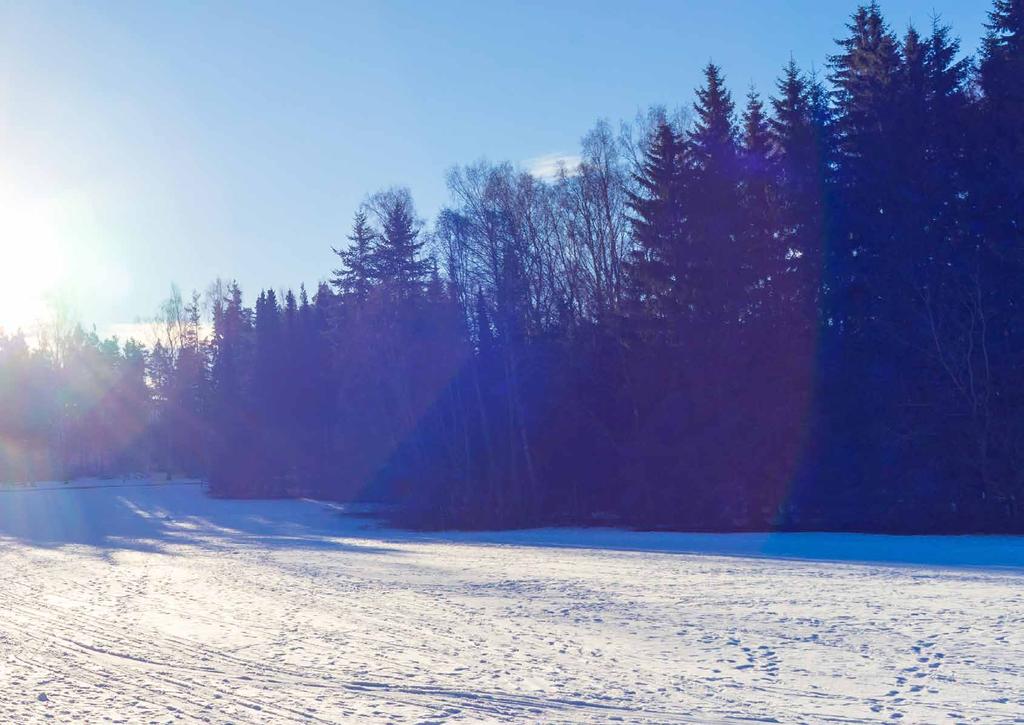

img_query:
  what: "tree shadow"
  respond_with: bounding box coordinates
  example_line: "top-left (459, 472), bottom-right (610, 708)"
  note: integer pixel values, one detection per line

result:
top-left (6, 481), bottom-right (1021, 571)
top-left (0, 481), bottom-right (397, 558)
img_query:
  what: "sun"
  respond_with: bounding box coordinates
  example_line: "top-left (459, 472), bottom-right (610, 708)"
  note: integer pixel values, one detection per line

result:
top-left (0, 189), bottom-right (69, 335)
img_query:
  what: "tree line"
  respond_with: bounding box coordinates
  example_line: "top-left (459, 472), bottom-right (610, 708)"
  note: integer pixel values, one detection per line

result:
top-left (1, 1), bottom-right (1021, 532)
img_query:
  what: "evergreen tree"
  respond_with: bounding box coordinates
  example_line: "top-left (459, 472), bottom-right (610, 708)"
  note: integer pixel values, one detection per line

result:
top-left (827, 2), bottom-right (902, 333)
top-left (17, 2), bottom-right (1023, 533)
top-left (829, 3), bottom-right (902, 171)
top-left (770, 61), bottom-right (813, 164)
top-left (923, 17), bottom-right (972, 251)
top-left (769, 59), bottom-right (827, 319)
top-left (686, 62), bottom-right (742, 328)
top-left (739, 87), bottom-right (778, 317)
top-left (368, 188), bottom-right (430, 304)
top-left (690, 63), bottom-right (739, 180)
top-left (980, 0), bottom-right (1024, 115)
top-left (170, 292), bottom-right (208, 472)
top-left (625, 118), bottom-right (685, 327)
top-left (208, 281), bottom-right (250, 495)
top-left (890, 24), bottom-right (936, 285)
top-left (254, 289), bottom-right (283, 415)
top-left (332, 210), bottom-right (377, 302)
top-left (310, 282), bottom-right (336, 458)
top-left (740, 89), bottom-right (771, 163)
top-left (978, 0), bottom-right (1024, 259)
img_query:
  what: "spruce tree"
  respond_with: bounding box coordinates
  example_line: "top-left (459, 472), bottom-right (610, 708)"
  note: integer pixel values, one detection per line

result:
top-left (740, 88), bottom-right (776, 302)
top-left (332, 210), bottom-right (376, 302)
top-left (740, 89), bottom-right (771, 164)
top-left (978, 0), bottom-right (1024, 258)
top-left (771, 60), bottom-right (817, 199)
top-left (769, 60), bottom-right (822, 320)
top-left (923, 22), bottom-right (969, 253)
top-left (209, 281), bottom-right (249, 495)
top-left (827, 2), bottom-right (902, 332)
top-left (830, 3), bottom-right (902, 167)
top-left (980, 0), bottom-right (1024, 113)
top-left (368, 188), bottom-right (430, 304)
top-left (687, 62), bottom-right (742, 328)
top-left (625, 118), bottom-right (685, 327)
top-left (690, 63), bottom-right (739, 180)
top-left (891, 25), bottom-right (933, 281)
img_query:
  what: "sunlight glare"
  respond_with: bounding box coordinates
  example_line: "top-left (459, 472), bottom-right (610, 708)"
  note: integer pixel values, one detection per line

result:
top-left (0, 187), bottom-right (71, 334)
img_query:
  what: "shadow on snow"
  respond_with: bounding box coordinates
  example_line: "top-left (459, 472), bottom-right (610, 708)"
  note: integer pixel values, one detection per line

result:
top-left (3, 480), bottom-right (1024, 571)
top-left (0, 481), bottom-right (396, 558)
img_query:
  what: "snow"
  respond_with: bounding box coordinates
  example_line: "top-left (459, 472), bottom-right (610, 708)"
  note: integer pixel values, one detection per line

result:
top-left (1, 480), bottom-right (1023, 723)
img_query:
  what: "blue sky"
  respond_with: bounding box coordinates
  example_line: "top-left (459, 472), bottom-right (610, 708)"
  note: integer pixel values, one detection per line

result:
top-left (0, 0), bottom-right (991, 337)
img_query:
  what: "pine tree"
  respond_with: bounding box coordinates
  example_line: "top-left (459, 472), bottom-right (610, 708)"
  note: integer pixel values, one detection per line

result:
top-left (917, 18), bottom-right (970, 264)
top-left (898, 25), bottom-right (928, 156)
top-left (311, 282), bottom-right (336, 446)
top-left (284, 289), bottom-right (298, 321)
top-left (978, 0), bottom-right (1024, 258)
top-left (771, 60), bottom-right (815, 189)
top-left (769, 61), bottom-right (830, 323)
top-left (208, 281), bottom-right (250, 494)
top-left (890, 25), bottom-right (933, 279)
top-left (686, 62), bottom-right (742, 327)
top-left (828, 1), bottom-right (902, 230)
top-left (367, 188), bottom-right (430, 304)
top-left (830, 3), bottom-right (902, 166)
top-left (690, 63), bottom-right (739, 180)
top-left (120, 338), bottom-right (150, 470)
top-left (739, 88), bottom-right (777, 317)
top-left (332, 210), bottom-right (376, 302)
top-left (254, 288), bottom-right (283, 410)
top-left (149, 341), bottom-right (173, 408)
top-left (282, 288), bottom-right (300, 426)
top-left (828, 2), bottom-right (902, 331)
top-left (625, 118), bottom-right (685, 327)
top-left (170, 292), bottom-right (208, 473)
top-left (252, 289), bottom-right (286, 491)
top-left (425, 258), bottom-right (446, 305)
top-left (980, 0), bottom-right (1024, 112)
top-left (741, 89), bottom-right (771, 164)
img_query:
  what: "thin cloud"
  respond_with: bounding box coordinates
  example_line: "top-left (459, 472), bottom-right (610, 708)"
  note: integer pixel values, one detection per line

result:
top-left (524, 153), bottom-right (582, 181)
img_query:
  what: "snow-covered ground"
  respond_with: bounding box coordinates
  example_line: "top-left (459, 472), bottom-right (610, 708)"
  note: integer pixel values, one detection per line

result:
top-left (1, 481), bottom-right (1023, 723)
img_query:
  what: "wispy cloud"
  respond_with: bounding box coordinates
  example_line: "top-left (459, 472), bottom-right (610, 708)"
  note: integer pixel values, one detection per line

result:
top-left (524, 153), bottom-right (582, 181)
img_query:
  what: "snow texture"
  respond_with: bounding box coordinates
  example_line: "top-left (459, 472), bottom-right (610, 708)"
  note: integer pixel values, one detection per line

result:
top-left (1, 479), bottom-right (1023, 723)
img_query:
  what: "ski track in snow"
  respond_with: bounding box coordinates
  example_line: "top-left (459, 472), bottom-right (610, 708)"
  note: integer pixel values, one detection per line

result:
top-left (1, 481), bottom-right (1023, 723)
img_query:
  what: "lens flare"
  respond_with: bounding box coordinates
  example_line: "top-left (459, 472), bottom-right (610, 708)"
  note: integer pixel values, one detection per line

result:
top-left (0, 189), bottom-right (69, 333)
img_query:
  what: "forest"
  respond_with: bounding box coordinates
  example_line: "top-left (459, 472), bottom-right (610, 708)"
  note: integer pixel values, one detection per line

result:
top-left (0, 1), bottom-right (1021, 533)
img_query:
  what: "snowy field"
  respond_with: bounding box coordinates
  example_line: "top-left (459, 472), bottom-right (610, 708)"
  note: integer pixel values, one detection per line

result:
top-left (1, 481), bottom-right (1024, 723)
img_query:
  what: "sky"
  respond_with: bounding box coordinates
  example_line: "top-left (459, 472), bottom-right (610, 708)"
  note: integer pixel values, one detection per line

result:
top-left (0, 0), bottom-right (991, 340)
